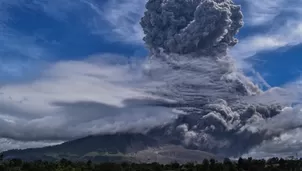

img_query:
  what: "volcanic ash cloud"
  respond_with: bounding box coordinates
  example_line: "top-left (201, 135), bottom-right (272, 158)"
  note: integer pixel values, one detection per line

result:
top-left (141, 0), bottom-right (243, 56)
top-left (139, 0), bottom-right (296, 157)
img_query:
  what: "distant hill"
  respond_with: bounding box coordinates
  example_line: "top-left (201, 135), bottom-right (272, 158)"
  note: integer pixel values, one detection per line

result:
top-left (1, 133), bottom-right (219, 163)
top-left (2, 133), bottom-right (159, 162)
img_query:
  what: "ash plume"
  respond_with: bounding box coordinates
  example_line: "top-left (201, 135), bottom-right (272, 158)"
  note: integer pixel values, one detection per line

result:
top-left (141, 0), bottom-right (243, 56)
top-left (139, 0), bottom-right (300, 157)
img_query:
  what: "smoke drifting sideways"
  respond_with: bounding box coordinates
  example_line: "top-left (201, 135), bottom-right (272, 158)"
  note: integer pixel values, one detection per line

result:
top-left (139, 0), bottom-right (302, 157)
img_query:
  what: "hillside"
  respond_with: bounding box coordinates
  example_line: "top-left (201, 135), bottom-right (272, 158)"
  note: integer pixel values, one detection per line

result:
top-left (2, 133), bottom-right (159, 162)
top-left (1, 133), bottom-right (219, 163)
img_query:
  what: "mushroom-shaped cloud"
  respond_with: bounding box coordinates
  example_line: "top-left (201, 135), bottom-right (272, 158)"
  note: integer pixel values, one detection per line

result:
top-left (140, 0), bottom-right (298, 157)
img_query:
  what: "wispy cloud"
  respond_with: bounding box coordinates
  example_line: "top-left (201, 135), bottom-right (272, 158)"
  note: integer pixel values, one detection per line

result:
top-left (24, 0), bottom-right (146, 44)
top-left (0, 29), bottom-right (51, 60)
top-left (241, 0), bottom-right (284, 26)
top-left (14, 0), bottom-right (145, 44)
top-left (232, 21), bottom-right (302, 60)
top-left (0, 138), bottom-right (62, 152)
top-left (0, 1), bottom-right (56, 79)
top-left (91, 0), bottom-right (146, 44)
top-left (231, 0), bottom-right (302, 60)
top-left (1, 0), bottom-right (302, 157)
top-left (0, 54), bottom-right (177, 151)
top-left (0, 1), bottom-right (54, 60)
top-left (243, 117), bottom-right (302, 158)
top-left (0, 0), bottom-right (146, 80)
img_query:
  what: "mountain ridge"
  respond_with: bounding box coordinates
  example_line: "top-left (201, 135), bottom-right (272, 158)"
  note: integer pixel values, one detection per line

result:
top-left (1, 132), bottom-right (219, 163)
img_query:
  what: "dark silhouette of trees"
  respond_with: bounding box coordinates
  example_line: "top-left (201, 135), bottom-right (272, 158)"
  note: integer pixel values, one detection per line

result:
top-left (0, 156), bottom-right (301, 170)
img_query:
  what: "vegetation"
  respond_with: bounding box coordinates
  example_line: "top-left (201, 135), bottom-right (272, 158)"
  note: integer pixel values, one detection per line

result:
top-left (1, 156), bottom-right (302, 171)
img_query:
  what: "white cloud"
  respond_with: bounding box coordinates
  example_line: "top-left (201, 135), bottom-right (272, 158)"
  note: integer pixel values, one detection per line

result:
top-left (0, 138), bottom-right (62, 152)
top-left (232, 21), bottom-right (302, 60)
top-left (243, 125), bottom-right (302, 159)
top-left (1, 0), bottom-right (302, 157)
top-left (18, 0), bottom-right (146, 44)
top-left (231, 36), bottom-right (286, 60)
top-left (93, 0), bottom-right (146, 44)
top-left (0, 54), bottom-right (178, 152)
top-left (21, 0), bottom-right (146, 44)
top-left (241, 78), bottom-right (302, 158)
top-left (231, 0), bottom-right (302, 60)
top-left (242, 0), bottom-right (284, 26)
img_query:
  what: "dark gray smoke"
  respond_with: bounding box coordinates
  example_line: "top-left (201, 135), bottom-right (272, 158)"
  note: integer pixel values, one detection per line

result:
top-left (141, 0), bottom-right (243, 56)
top-left (139, 0), bottom-right (296, 157)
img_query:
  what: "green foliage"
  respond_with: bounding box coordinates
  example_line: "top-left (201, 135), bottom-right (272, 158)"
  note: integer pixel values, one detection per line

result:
top-left (0, 157), bottom-right (302, 171)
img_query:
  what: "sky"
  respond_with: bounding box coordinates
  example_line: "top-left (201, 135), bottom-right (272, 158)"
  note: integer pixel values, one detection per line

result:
top-left (0, 0), bottom-right (302, 155)
top-left (0, 0), bottom-right (301, 86)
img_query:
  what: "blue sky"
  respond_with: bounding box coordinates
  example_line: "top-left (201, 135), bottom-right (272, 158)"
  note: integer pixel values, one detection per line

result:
top-left (233, 0), bottom-right (302, 87)
top-left (0, 0), bottom-right (302, 152)
top-left (0, 0), bottom-right (301, 87)
top-left (0, 0), bottom-right (146, 83)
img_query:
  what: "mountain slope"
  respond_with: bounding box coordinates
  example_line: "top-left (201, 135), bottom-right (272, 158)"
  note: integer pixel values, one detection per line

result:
top-left (1, 133), bottom-right (219, 163)
top-left (2, 133), bottom-right (159, 162)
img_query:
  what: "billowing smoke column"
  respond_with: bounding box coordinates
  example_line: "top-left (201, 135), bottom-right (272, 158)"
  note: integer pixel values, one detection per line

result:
top-left (140, 0), bottom-right (287, 157)
top-left (141, 0), bottom-right (243, 56)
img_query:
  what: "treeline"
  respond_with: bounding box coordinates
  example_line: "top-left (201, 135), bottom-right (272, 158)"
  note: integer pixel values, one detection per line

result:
top-left (1, 156), bottom-right (302, 171)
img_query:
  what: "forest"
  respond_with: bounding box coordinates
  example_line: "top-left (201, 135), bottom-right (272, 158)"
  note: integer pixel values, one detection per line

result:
top-left (1, 156), bottom-right (302, 171)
